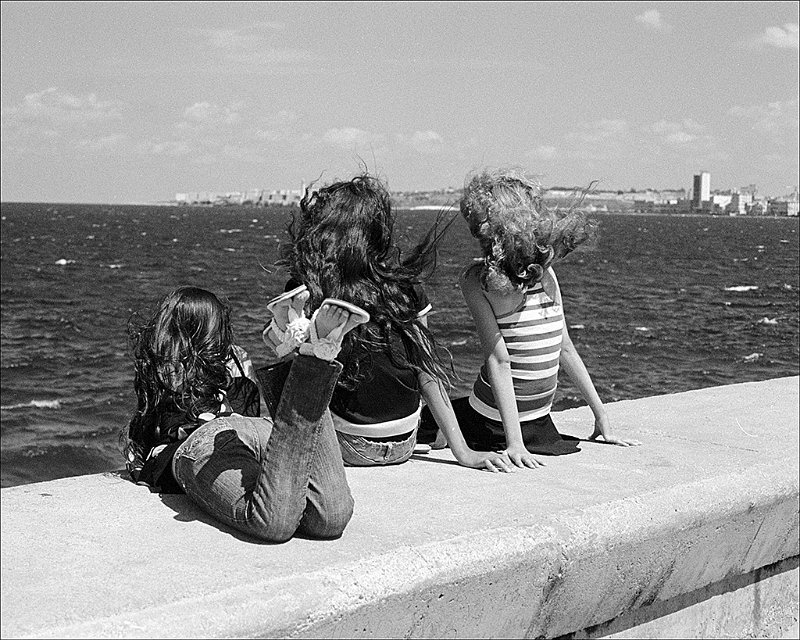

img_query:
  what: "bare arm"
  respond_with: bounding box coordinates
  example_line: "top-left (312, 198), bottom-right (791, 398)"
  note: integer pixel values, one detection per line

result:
top-left (461, 268), bottom-right (545, 469)
top-left (414, 315), bottom-right (514, 473)
top-left (559, 312), bottom-right (641, 447)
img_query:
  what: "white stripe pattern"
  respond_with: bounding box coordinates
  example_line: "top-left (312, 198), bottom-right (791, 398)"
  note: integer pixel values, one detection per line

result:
top-left (470, 268), bottom-right (564, 423)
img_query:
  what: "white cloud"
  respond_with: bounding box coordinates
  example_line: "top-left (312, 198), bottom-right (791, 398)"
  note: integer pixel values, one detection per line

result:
top-left (202, 22), bottom-right (286, 51)
top-left (568, 119), bottom-right (628, 145)
top-left (1, 88), bottom-right (122, 127)
top-left (649, 119), bottom-right (705, 145)
top-left (194, 24), bottom-right (319, 68)
top-left (77, 134), bottom-right (128, 152)
top-left (255, 129), bottom-right (288, 142)
top-left (527, 145), bottom-right (557, 161)
top-left (323, 127), bottom-right (383, 149)
top-left (748, 23), bottom-right (799, 50)
top-left (137, 139), bottom-right (191, 157)
top-left (728, 100), bottom-right (799, 137)
top-left (180, 101), bottom-right (243, 127)
top-left (394, 130), bottom-right (444, 154)
top-left (634, 10), bottom-right (672, 33)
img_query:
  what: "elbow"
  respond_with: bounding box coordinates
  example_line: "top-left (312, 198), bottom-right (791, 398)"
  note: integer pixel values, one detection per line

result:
top-left (487, 353), bottom-right (512, 370)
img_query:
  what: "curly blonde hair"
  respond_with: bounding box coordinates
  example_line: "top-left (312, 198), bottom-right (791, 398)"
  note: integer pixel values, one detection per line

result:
top-left (460, 167), bottom-right (596, 294)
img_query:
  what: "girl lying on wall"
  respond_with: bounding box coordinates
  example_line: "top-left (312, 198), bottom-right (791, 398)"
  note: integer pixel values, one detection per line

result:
top-left (121, 285), bottom-right (359, 542)
top-left (260, 173), bottom-right (517, 473)
top-left (419, 168), bottom-right (641, 466)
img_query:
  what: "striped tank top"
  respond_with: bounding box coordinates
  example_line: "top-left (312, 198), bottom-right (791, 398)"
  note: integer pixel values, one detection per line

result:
top-left (469, 268), bottom-right (564, 422)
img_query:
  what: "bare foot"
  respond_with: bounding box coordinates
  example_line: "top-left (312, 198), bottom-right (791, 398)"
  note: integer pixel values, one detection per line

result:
top-left (314, 302), bottom-right (365, 340)
top-left (272, 289), bottom-right (309, 332)
top-left (302, 301), bottom-right (369, 361)
top-left (263, 289), bottom-right (310, 350)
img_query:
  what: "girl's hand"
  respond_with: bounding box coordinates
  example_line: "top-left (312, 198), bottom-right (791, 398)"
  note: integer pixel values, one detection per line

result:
top-left (589, 413), bottom-right (642, 447)
top-left (459, 450), bottom-right (516, 473)
top-left (504, 445), bottom-right (546, 469)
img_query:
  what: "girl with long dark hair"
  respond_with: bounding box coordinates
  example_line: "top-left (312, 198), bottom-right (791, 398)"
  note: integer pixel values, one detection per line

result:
top-left (261, 173), bottom-right (516, 472)
top-left (122, 285), bottom-right (357, 542)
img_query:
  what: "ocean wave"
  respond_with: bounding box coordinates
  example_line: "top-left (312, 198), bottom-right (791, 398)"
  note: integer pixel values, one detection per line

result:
top-left (2, 205), bottom-right (798, 489)
top-left (1, 399), bottom-right (62, 411)
top-left (724, 285), bottom-right (758, 292)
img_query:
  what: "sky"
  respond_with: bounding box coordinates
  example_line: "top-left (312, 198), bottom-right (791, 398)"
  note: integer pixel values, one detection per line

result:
top-left (1, 1), bottom-right (798, 204)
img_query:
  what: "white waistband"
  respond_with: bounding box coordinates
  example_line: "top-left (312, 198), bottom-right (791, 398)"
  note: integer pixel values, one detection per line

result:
top-left (332, 403), bottom-right (422, 438)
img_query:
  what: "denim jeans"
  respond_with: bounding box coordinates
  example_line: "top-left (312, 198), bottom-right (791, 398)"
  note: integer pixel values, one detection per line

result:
top-left (336, 429), bottom-right (417, 466)
top-left (173, 355), bottom-right (354, 543)
top-left (257, 357), bottom-right (417, 467)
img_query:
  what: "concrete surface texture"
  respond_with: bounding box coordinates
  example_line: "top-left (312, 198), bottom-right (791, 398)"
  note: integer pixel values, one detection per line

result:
top-left (1, 376), bottom-right (798, 639)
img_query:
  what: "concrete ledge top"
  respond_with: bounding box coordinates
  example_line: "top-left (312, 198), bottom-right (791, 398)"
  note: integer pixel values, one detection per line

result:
top-left (2, 377), bottom-right (799, 638)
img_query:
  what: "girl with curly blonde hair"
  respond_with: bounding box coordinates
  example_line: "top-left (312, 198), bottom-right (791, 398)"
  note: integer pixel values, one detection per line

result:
top-left (420, 168), bottom-right (640, 469)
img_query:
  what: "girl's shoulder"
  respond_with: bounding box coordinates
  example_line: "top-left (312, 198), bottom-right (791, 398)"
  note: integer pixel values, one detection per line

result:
top-left (540, 266), bottom-right (562, 305)
top-left (460, 261), bottom-right (483, 284)
top-left (460, 261), bottom-right (525, 317)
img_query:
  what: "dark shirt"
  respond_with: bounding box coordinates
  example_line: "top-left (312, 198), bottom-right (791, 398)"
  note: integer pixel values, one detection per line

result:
top-left (133, 351), bottom-right (260, 493)
top-left (284, 279), bottom-right (431, 424)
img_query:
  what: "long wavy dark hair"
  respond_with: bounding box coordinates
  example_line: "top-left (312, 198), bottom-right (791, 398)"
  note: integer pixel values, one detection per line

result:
top-left (278, 173), bottom-right (455, 389)
top-left (120, 286), bottom-right (234, 469)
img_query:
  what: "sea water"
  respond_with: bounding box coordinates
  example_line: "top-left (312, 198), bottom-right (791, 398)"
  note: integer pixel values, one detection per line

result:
top-left (1, 203), bottom-right (798, 487)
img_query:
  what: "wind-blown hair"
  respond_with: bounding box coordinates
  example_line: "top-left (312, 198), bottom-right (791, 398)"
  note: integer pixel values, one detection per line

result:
top-left (460, 168), bottom-right (597, 294)
top-left (121, 286), bottom-right (234, 470)
top-left (278, 173), bottom-right (455, 388)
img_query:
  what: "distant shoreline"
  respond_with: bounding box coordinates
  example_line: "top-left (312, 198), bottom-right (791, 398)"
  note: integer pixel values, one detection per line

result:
top-left (1, 202), bottom-right (798, 220)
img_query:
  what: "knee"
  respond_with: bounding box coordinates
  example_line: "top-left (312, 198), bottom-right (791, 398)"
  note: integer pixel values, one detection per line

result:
top-left (247, 519), bottom-right (297, 544)
top-left (302, 493), bottom-right (354, 540)
top-left (323, 494), bottom-right (354, 538)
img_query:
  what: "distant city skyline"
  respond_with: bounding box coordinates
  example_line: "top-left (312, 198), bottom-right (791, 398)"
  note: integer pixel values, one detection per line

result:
top-left (2, 1), bottom-right (798, 204)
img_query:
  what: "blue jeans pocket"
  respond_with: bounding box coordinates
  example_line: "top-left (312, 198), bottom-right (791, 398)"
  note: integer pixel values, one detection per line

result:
top-left (336, 430), bottom-right (416, 466)
top-left (175, 422), bottom-right (218, 462)
top-left (173, 417), bottom-right (266, 525)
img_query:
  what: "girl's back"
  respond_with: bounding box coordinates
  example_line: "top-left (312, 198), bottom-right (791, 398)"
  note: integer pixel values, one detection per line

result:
top-left (466, 263), bottom-right (565, 423)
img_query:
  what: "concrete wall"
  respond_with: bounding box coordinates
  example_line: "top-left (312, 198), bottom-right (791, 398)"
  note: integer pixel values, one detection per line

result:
top-left (2, 377), bottom-right (798, 639)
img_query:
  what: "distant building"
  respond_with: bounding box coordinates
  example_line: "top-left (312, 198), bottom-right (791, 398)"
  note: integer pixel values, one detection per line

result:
top-left (725, 191), bottom-right (753, 216)
top-left (692, 171), bottom-right (711, 211)
top-left (633, 198), bottom-right (691, 214)
top-left (768, 199), bottom-right (800, 217)
top-left (242, 189), bottom-right (264, 205)
top-left (264, 190), bottom-right (302, 207)
top-left (748, 200), bottom-right (768, 216)
top-left (695, 190), bottom-right (734, 215)
top-left (173, 187), bottom-right (302, 206)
